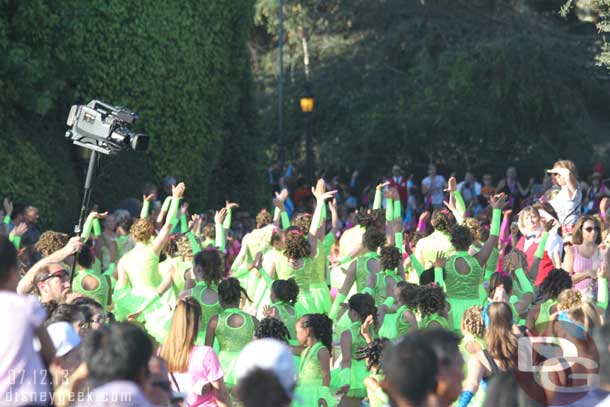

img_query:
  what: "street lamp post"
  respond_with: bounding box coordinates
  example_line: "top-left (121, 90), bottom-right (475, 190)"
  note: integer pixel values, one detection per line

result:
top-left (300, 84), bottom-right (315, 184)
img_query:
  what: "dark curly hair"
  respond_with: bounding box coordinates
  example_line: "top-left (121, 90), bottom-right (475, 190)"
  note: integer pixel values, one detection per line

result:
top-left (77, 243), bottom-right (95, 268)
top-left (272, 278), bottom-right (299, 306)
top-left (117, 216), bottom-right (134, 234)
top-left (431, 210), bottom-right (454, 234)
top-left (380, 245), bottom-right (400, 270)
top-left (356, 209), bottom-right (384, 228)
top-left (417, 284), bottom-right (446, 317)
top-left (538, 268), bottom-right (572, 302)
top-left (255, 317), bottom-right (291, 342)
top-left (45, 302), bottom-right (82, 326)
top-left (488, 272), bottom-right (513, 297)
top-left (283, 228), bottom-right (311, 259)
top-left (162, 238), bottom-right (178, 258)
top-left (131, 218), bottom-right (155, 243)
top-left (194, 249), bottom-right (224, 285)
top-left (450, 225), bottom-right (474, 251)
top-left (348, 293), bottom-right (378, 326)
top-left (362, 227), bottom-right (386, 252)
top-left (218, 277), bottom-right (251, 307)
top-left (301, 313), bottom-right (333, 353)
top-left (256, 209), bottom-right (273, 228)
top-left (293, 213), bottom-right (312, 235)
top-left (356, 337), bottom-right (390, 372)
top-left (398, 282), bottom-right (420, 309)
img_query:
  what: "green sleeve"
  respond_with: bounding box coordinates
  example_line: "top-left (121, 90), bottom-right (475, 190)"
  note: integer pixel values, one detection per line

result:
top-left (8, 232), bottom-right (20, 250)
top-left (484, 248), bottom-right (499, 280)
top-left (453, 190), bottom-right (466, 218)
top-left (514, 267), bottom-right (534, 295)
top-left (3, 215), bottom-right (10, 225)
top-left (409, 254), bottom-right (425, 277)
top-left (92, 218), bottom-right (102, 238)
top-left (490, 208), bottom-right (502, 236)
top-left (140, 200), bottom-right (150, 219)
top-left (280, 211), bottom-right (291, 230)
top-left (166, 197), bottom-right (180, 226)
top-left (393, 199), bottom-right (402, 223)
top-left (180, 214), bottom-right (188, 234)
top-left (310, 198), bottom-right (325, 235)
top-left (434, 267), bottom-right (445, 290)
top-left (373, 188), bottom-right (382, 210)
top-left (395, 232), bottom-right (404, 254)
top-left (161, 196), bottom-right (171, 212)
top-left (385, 197), bottom-right (394, 223)
top-left (81, 213), bottom-right (94, 241)
top-left (258, 267), bottom-right (274, 289)
top-left (535, 231), bottom-right (549, 259)
top-left (187, 232), bottom-right (201, 255)
top-left (223, 207), bottom-right (232, 230)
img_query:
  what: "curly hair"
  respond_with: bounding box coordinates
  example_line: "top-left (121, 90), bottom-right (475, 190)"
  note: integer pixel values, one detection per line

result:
top-left (557, 289), bottom-right (582, 312)
top-left (193, 250), bottom-right (224, 285)
top-left (203, 223), bottom-right (215, 240)
top-left (218, 277), bottom-right (250, 306)
top-left (36, 231), bottom-right (69, 257)
top-left (348, 293), bottom-right (378, 325)
top-left (45, 303), bottom-right (82, 326)
top-left (255, 317), bottom-right (291, 342)
top-left (272, 278), bottom-right (299, 306)
top-left (355, 337), bottom-right (390, 372)
top-left (356, 209), bottom-right (384, 229)
top-left (408, 231), bottom-right (426, 248)
top-left (131, 218), bottom-right (155, 243)
top-left (176, 235), bottom-right (195, 259)
top-left (162, 238), bottom-right (178, 258)
top-left (462, 306), bottom-right (485, 338)
top-left (301, 313), bottom-right (333, 353)
top-left (256, 209), bottom-right (273, 229)
top-left (398, 282), bottom-right (420, 309)
top-left (293, 213), bottom-right (312, 235)
top-left (464, 218), bottom-right (482, 242)
top-left (488, 272), bottom-right (513, 297)
top-left (283, 229), bottom-right (311, 259)
top-left (450, 225), bottom-right (473, 251)
top-left (502, 249), bottom-right (528, 275)
top-left (417, 284), bottom-right (446, 317)
top-left (362, 227), bottom-right (386, 252)
top-left (431, 210), bottom-right (454, 234)
top-left (380, 245), bottom-right (400, 270)
top-left (538, 268), bottom-right (572, 302)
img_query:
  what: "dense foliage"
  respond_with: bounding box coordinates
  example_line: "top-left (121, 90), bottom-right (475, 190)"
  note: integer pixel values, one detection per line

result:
top-left (252, 0), bottom-right (610, 181)
top-left (0, 0), bottom-right (263, 230)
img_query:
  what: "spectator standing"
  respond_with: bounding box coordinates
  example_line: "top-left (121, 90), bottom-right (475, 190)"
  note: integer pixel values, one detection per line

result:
top-left (422, 164), bottom-right (446, 210)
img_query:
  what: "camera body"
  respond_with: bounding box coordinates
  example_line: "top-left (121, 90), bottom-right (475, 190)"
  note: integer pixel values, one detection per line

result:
top-left (65, 100), bottom-right (149, 154)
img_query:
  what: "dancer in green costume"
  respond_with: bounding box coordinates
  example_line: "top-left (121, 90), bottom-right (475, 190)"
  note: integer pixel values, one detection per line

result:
top-left (379, 281), bottom-right (419, 339)
top-left (263, 278), bottom-right (300, 343)
top-left (249, 230), bottom-right (287, 317)
top-left (72, 243), bottom-right (111, 309)
top-left (179, 248), bottom-right (225, 345)
top-left (417, 284), bottom-right (450, 329)
top-left (526, 268), bottom-right (573, 332)
top-left (336, 293), bottom-right (378, 407)
top-left (294, 313), bottom-right (337, 407)
top-left (355, 336), bottom-right (391, 407)
top-left (205, 277), bottom-right (259, 390)
top-left (437, 193), bottom-right (507, 331)
top-left (115, 182), bottom-right (186, 343)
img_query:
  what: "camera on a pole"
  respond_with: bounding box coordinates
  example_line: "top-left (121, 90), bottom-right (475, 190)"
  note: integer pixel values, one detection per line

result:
top-left (65, 100), bottom-right (149, 154)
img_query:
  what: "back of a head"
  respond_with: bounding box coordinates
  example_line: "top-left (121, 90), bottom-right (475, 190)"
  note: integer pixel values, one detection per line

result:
top-left (256, 209), bottom-right (272, 228)
top-left (382, 335), bottom-right (438, 406)
top-left (36, 231), bottom-right (69, 257)
top-left (412, 328), bottom-right (461, 368)
top-left (539, 268), bottom-right (572, 302)
top-left (431, 210), bottom-right (453, 234)
top-left (235, 368), bottom-right (291, 407)
top-left (362, 227), bottom-right (386, 252)
top-left (82, 323), bottom-right (152, 387)
top-left (450, 224), bottom-right (473, 251)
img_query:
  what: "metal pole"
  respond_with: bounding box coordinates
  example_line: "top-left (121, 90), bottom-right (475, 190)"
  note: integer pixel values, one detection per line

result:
top-left (305, 112), bottom-right (313, 184)
top-left (278, 0), bottom-right (285, 168)
top-left (69, 150), bottom-right (98, 284)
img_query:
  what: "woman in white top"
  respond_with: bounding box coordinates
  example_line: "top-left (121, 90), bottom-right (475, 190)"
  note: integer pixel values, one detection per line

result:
top-left (547, 160), bottom-right (582, 240)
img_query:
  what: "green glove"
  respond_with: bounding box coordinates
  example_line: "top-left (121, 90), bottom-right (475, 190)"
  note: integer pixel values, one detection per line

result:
top-left (3, 215), bottom-right (10, 225)
top-left (485, 248), bottom-right (499, 277)
top-left (329, 292), bottom-right (347, 320)
top-left (215, 221), bottom-right (225, 252)
top-left (81, 213), bottom-right (95, 241)
top-left (373, 188), bottom-right (382, 210)
top-left (515, 267), bottom-right (534, 295)
top-left (180, 214), bottom-right (188, 234)
top-left (8, 232), bottom-right (20, 250)
top-left (385, 197), bottom-right (394, 223)
top-left (453, 190), bottom-right (466, 221)
top-left (166, 197), bottom-right (180, 226)
top-left (280, 211), bottom-right (290, 230)
top-left (223, 207), bottom-right (232, 230)
top-left (597, 277), bottom-right (608, 310)
top-left (258, 267), bottom-right (275, 289)
top-left (161, 196), bottom-right (171, 212)
top-left (409, 254), bottom-right (425, 277)
top-left (434, 266), bottom-right (445, 290)
top-left (93, 218), bottom-right (102, 238)
top-left (140, 200), bottom-right (150, 219)
top-left (490, 208), bottom-right (502, 236)
top-left (187, 232), bottom-right (201, 255)
top-left (535, 231), bottom-right (549, 259)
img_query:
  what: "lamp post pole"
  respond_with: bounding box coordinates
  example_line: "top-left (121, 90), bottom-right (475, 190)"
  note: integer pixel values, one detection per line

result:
top-left (300, 84), bottom-right (314, 185)
top-left (278, 0), bottom-right (285, 168)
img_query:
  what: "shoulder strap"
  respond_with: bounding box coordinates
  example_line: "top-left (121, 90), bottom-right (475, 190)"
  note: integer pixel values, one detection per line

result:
top-left (482, 350), bottom-right (501, 377)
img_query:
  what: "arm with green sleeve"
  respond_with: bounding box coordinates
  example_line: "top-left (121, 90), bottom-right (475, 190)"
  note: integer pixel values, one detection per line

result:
top-left (152, 183), bottom-right (184, 255)
top-left (452, 189), bottom-right (466, 225)
top-left (140, 196), bottom-right (151, 219)
top-left (474, 194), bottom-right (505, 267)
top-left (434, 266), bottom-right (445, 291)
top-left (393, 198), bottom-right (404, 253)
top-left (80, 212), bottom-right (95, 242)
top-left (214, 209), bottom-right (226, 252)
top-left (598, 277), bottom-right (608, 310)
top-left (156, 196), bottom-right (172, 224)
top-left (373, 186), bottom-right (383, 210)
top-left (484, 248), bottom-right (499, 283)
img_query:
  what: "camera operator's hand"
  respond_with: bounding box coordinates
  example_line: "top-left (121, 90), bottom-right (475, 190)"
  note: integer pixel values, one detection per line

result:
top-left (3, 198), bottom-right (13, 217)
top-left (172, 182), bottom-right (186, 199)
top-left (64, 236), bottom-right (84, 256)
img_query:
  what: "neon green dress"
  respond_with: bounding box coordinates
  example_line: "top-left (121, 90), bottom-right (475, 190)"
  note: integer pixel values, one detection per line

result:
top-left (112, 242), bottom-right (174, 343)
top-left (420, 313), bottom-right (450, 329)
top-left (366, 372), bottom-right (388, 407)
top-left (72, 268), bottom-right (110, 309)
top-left (444, 251), bottom-right (484, 331)
top-left (170, 256), bottom-right (190, 298)
top-left (535, 299), bottom-right (556, 330)
top-left (291, 258), bottom-right (317, 317)
top-left (191, 282), bottom-right (223, 346)
top-left (355, 252), bottom-right (379, 293)
top-left (372, 268), bottom-right (401, 306)
top-left (271, 300), bottom-right (298, 344)
top-left (293, 342), bottom-right (337, 407)
top-left (345, 321), bottom-right (370, 399)
top-left (310, 247), bottom-right (331, 314)
top-left (216, 308), bottom-right (255, 389)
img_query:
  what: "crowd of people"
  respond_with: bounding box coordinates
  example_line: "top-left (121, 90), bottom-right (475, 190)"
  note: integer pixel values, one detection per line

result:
top-left (2, 158), bottom-right (610, 407)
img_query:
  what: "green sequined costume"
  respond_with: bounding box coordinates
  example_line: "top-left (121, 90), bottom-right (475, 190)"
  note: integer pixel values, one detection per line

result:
top-left (310, 247), bottom-right (331, 314)
top-left (291, 258), bottom-right (317, 317)
top-left (293, 342), bottom-right (337, 407)
top-left (216, 308), bottom-right (255, 389)
top-left (419, 313), bottom-right (450, 329)
top-left (191, 282), bottom-right (223, 346)
top-left (72, 268), bottom-right (110, 309)
top-left (444, 251), bottom-right (484, 331)
top-left (366, 372), bottom-right (388, 407)
top-left (535, 299), bottom-right (556, 330)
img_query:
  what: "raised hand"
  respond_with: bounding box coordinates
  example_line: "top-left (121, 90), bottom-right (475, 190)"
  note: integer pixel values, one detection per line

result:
top-left (419, 211), bottom-right (430, 222)
top-left (492, 285), bottom-right (509, 303)
top-left (432, 251), bottom-right (447, 268)
top-left (328, 198), bottom-right (338, 213)
top-left (225, 201), bottom-right (239, 210)
top-left (214, 208), bottom-right (228, 224)
top-left (65, 236), bottom-right (84, 255)
top-left (91, 211), bottom-right (108, 219)
top-left (13, 222), bottom-right (28, 237)
top-left (262, 304), bottom-right (278, 319)
top-left (311, 178), bottom-right (326, 200)
top-left (360, 314), bottom-right (375, 344)
top-left (597, 259), bottom-right (608, 280)
top-left (444, 176), bottom-right (457, 193)
top-left (544, 219), bottom-right (557, 233)
top-left (489, 193), bottom-right (508, 210)
top-left (376, 181), bottom-right (390, 190)
top-left (142, 193), bottom-right (156, 202)
top-left (189, 214), bottom-right (202, 230)
top-left (3, 198), bottom-right (13, 216)
top-left (172, 182), bottom-right (186, 199)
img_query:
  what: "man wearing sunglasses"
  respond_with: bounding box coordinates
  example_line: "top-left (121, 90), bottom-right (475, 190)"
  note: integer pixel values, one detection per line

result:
top-left (34, 264), bottom-right (72, 304)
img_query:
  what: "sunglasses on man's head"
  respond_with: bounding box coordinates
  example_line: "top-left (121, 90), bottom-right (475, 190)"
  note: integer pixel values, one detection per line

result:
top-left (40, 270), bottom-right (69, 283)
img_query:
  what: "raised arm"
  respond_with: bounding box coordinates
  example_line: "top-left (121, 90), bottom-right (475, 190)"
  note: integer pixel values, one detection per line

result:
top-left (474, 194), bottom-right (507, 267)
top-left (309, 178), bottom-right (336, 257)
top-left (152, 182), bottom-right (185, 255)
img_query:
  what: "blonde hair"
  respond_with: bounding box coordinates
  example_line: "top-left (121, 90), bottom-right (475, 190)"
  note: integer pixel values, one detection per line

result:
top-left (557, 289), bottom-right (582, 312)
top-left (130, 218), bottom-right (155, 243)
top-left (464, 218), bottom-right (482, 242)
top-left (176, 235), bottom-right (194, 259)
top-left (160, 297), bottom-right (201, 373)
top-left (517, 206), bottom-right (540, 235)
top-left (567, 302), bottom-right (601, 334)
top-left (463, 306), bottom-right (485, 338)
